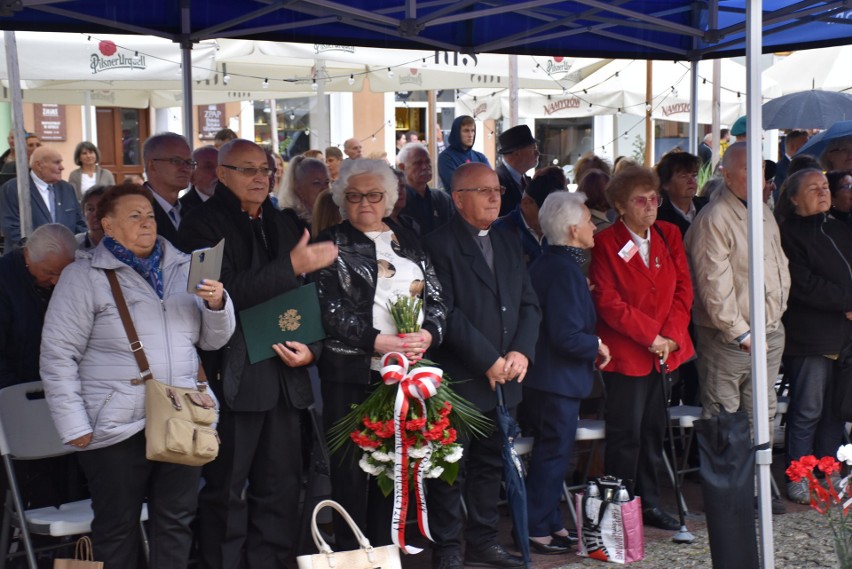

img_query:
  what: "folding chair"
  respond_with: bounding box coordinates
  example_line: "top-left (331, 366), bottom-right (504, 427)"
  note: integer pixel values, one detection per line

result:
top-left (0, 381), bottom-right (148, 569)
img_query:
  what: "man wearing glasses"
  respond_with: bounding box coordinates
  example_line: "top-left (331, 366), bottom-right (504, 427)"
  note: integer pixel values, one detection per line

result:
top-left (141, 132), bottom-right (195, 244)
top-left (179, 139), bottom-right (338, 568)
top-left (423, 162), bottom-right (541, 569)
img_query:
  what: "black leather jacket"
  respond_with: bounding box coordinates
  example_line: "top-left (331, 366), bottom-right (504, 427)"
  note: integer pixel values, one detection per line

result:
top-left (314, 219), bottom-right (447, 384)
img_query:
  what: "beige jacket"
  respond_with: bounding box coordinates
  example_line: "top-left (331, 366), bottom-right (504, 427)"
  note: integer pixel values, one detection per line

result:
top-left (684, 186), bottom-right (790, 343)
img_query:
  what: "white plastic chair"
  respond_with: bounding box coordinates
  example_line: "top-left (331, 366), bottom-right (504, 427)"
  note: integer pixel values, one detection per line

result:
top-left (0, 381), bottom-right (148, 569)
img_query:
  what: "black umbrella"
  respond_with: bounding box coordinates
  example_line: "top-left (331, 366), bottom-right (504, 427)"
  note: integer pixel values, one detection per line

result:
top-left (762, 90), bottom-right (852, 130)
top-left (495, 385), bottom-right (531, 568)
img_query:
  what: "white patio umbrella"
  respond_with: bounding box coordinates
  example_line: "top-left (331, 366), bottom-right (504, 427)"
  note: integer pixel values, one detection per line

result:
top-left (764, 45), bottom-right (852, 95)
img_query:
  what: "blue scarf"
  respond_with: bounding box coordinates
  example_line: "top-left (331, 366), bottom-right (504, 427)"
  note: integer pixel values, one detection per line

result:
top-left (103, 237), bottom-right (164, 299)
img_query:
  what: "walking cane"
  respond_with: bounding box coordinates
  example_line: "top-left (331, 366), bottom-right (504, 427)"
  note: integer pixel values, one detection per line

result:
top-left (659, 355), bottom-right (695, 544)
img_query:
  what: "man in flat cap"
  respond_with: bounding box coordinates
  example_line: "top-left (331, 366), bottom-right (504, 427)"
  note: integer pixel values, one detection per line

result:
top-left (496, 125), bottom-right (540, 216)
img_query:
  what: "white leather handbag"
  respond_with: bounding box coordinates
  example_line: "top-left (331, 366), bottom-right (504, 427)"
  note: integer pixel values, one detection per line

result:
top-left (296, 500), bottom-right (402, 569)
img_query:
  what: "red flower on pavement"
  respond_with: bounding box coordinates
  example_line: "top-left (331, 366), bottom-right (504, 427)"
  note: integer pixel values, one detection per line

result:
top-left (818, 456), bottom-right (841, 476)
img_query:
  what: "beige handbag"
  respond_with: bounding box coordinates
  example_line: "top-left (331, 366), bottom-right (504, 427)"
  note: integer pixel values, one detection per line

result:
top-left (53, 536), bottom-right (103, 569)
top-left (296, 500), bottom-right (402, 569)
top-left (105, 269), bottom-right (219, 467)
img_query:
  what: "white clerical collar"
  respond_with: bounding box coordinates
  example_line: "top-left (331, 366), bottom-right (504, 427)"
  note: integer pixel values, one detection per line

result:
top-left (478, 228), bottom-right (490, 237)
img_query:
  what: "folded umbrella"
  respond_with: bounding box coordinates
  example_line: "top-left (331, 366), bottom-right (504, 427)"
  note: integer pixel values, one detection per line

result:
top-left (495, 385), bottom-right (531, 568)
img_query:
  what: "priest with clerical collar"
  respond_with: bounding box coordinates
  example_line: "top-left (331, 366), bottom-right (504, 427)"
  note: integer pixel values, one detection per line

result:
top-left (422, 162), bottom-right (541, 569)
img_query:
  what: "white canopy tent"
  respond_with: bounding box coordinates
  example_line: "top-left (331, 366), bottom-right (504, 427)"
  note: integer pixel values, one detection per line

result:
top-left (458, 58), bottom-right (780, 125)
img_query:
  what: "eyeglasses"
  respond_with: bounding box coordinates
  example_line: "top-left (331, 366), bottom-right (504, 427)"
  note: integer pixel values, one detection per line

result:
top-left (344, 191), bottom-right (385, 204)
top-left (630, 195), bottom-right (662, 208)
top-left (220, 164), bottom-right (273, 177)
top-left (456, 186), bottom-right (506, 196)
top-left (152, 157), bottom-right (197, 169)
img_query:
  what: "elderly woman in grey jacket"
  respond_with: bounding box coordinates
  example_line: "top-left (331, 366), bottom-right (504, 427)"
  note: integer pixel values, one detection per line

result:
top-left (40, 183), bottom-right (236, 569)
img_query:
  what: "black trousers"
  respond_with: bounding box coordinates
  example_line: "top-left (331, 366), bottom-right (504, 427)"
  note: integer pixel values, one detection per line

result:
top-left (196, 396), bottom-right (303, 569)
top-left (77, 430), bottom-right (201, 569)
top-left (321, 379), bottom-right (393, 550)
top-left (425, 408), bottom-right (504, 557)
top-left (602, 370), bottom-right (666, 510)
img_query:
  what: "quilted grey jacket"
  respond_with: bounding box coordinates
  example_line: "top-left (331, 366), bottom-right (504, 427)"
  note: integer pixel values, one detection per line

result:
top-left (40, 238), bottom-right (236, 450)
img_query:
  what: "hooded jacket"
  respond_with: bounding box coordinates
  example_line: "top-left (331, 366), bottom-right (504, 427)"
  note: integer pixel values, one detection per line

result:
top-left (437, 116), bottom-right (490, 191)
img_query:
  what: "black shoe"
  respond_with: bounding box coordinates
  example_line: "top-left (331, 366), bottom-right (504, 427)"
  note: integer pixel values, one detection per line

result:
top-left (551, 530), bottom-right (578, 547)
top-left (464, 544), bottom-right (525, 568)
top-left (642, 507), bottom-right (680, 531)
top-left (753, 496), bottom-right (787, 516)
top-left (432, 552), bottom-right (464, 569)
top-left (528, 538), bottom-right (571, 555)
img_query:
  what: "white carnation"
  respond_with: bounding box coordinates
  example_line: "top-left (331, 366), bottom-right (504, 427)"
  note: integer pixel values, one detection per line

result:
top-left (359, 454), bottom-right (385, 476)
top-left (425, 465), bottom-right (444, 478)
top-left (409, 444), bottom-right (433, 459)
top-left (371, 451), bottom-right (394, 462)
top-left (444, 445), bottom-right (463, 463)
top-left (838, 445), bottom-right (852, 465)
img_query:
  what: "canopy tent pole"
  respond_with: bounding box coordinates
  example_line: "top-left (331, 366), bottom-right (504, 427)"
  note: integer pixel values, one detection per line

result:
top-left (3, 31), bottom-right (32, 243)
top-left (710, 0), bottom-right (721, 170)
top-left (82, 91), bottom-right (93, 143)
top-left (688, 61), bottom-right (698, 155)
top-left (268, 99), bottom-right (278, 153)
top-left (180, 0), bottom-right (194, 148)
top-left (427, 89), bottom-right (438, 183)
top-left (644, 59), bottom-right (652, 166)
top-left (311, 59), bottom-right (330, 151)
top-left (745, 0), bottom-right (774, 566)
top-left (508, 54), bottom-right (518, 127)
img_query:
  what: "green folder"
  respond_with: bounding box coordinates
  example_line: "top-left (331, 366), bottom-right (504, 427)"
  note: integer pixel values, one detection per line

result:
top-left (239, 282), bottom-right (326, 364)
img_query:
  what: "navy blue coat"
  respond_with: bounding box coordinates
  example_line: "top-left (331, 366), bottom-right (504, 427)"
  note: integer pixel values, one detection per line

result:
top-left (524, 246), bottom-right (598, 399)
top-left (423, 215), bottom-right (541, 411)
top-left (492, 207), bottom-right (545, 266)
top-left (0, 249), bottom-right (50, 388)
top-left (0, 176), bottom-right (85, 246)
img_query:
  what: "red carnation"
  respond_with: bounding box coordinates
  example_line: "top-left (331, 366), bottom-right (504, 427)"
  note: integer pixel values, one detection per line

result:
top-left (818, 456), bottom-right (841, 476)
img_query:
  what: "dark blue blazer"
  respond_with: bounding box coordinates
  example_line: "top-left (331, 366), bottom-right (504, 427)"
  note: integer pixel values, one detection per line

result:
top-left (0, 175), bottom-right (85, 246)
top-left (524, 246), bottom-right (598, 399)
top-left (492, 207), bottom-right (545, 266)
top-left (0, 249), bottom-right (49, 388)
top-left (423, 215), bottom-right (541, 411)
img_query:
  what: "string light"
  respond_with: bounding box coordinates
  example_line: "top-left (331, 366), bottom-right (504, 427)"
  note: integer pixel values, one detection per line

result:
top-left (311, 79), bottom-right (318, 91)
top-left (305, 128), bottom-right (311, 135)
top-left (289, 111), bottom-right (296, 120)
top-left (645, 102), bottom-right (652, 112)
top-left (371, 134), bottom-right (377, 142)
top-left (387, 68), bottom-right (394, 78)
top-left (348, 74), bottom-right (355, 86)
top-left (223, 74), bottom-right (231, 85)
top-left (262, 78), bottom-right (269, 88)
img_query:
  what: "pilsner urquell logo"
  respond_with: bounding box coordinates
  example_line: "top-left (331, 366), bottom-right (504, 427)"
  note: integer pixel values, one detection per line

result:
top-left (91, 39), bottom-right (148, 75)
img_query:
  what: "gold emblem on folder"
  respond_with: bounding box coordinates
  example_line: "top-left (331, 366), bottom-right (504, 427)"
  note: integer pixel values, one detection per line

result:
top-left (278, 309), bottom-right (302, 332)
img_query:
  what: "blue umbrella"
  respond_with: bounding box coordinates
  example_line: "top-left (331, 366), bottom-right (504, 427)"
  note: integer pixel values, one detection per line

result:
top-left (795, 120), bottom-right (852, 159)
top-left (495, 385), bottom-right (531, 568)
top-left (763, 90), bottom-right (852, 130)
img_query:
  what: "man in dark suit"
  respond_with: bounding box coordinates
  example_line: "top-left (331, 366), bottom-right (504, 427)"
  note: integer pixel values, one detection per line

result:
top-left (0, 146), bottom-right (86, 246)
top-left (179, 145), bottom-right (218, 215)
top-left (142, 132), bottom-right (193, 245)
top-left (774, 129), bottom-right (809, 191)
top-left (496, 125), bottom-right (539, 216)
top-left (398, 142), bottom-right (454, 236)
top-left (423, 163), bottom-right (541, 569)
top-left (178, 139), bottom-right (338, 569)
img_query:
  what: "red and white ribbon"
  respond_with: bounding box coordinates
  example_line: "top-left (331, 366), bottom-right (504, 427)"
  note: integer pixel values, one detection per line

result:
top-left (380, 352), bottom-right (442, 554)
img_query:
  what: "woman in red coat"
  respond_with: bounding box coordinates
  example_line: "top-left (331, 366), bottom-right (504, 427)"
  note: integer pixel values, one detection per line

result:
top-left (589, 166), bottom-right (694, 531)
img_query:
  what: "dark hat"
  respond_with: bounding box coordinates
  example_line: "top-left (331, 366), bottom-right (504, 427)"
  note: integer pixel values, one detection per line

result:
top-left (498, 125), bottom-right (537, 154)
top-left (730, 115), bottom-right (747, 137)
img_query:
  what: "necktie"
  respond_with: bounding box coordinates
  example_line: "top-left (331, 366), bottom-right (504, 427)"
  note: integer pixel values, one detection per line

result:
top-left (168, 209), bottom-right (178, 226)
top-left (47, 185), bottom-right (56, 222)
